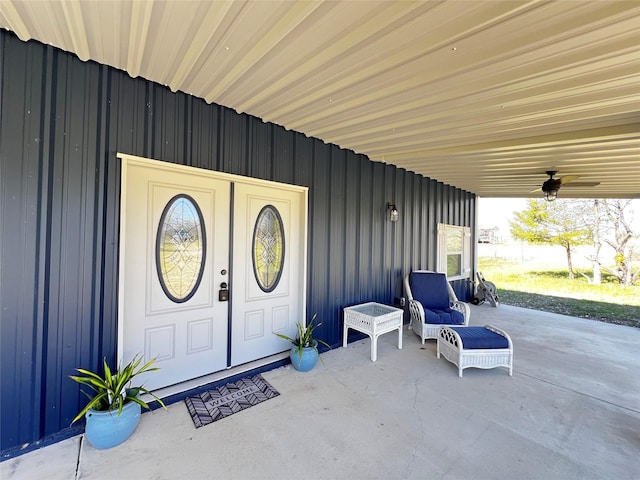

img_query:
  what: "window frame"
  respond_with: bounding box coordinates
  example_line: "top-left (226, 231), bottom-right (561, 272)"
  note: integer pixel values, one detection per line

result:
top-left (437, 223), bottom-right (472, 280)
top-left (155, 193), bottom-right (207, 303)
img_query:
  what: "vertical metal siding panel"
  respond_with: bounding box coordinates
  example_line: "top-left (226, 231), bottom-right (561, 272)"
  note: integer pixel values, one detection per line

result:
top-left (436, 182), bottom-right (444, 226)
top-left (420, 176), bottom-right (429, 269)
top-left (409, 175), bottom-right (421, 271)
top-left (407, 175), bottom-right (417, 271)
top-left (74, 58), bottom-right (104, 412)
top-left (448, 185), bottom-right (454, 223)
top-left (101, 69), bottom-right (150, 370)
top-left (371, 163), bottom-right (386, 302)
top-left (0, 32), bottom-right (48, 449)
top-left (446, 184), bottom-right (453, 224)
top-left (248, 116), bottom-right (271, 181)
top-left (452, 189), bottom-right (459, 225)
top-left (41, 47), bottom-right (67, 437)
top-left (327, 146), bottom-right (347, 342)
top-left (90, 64), bottom-right (109, 371)
top-left (385, 164), bottom-right (396, 301)
top-left (427, 179), bottom-right (437, 270)
top-left (308, 140), bottom-right (331, 339)
top-left (343, 154), bottom-right (361, 304)
top-left (150, 86), bottom-right (188, 164)
top-left (43, 51), bottom-right (104, 434)
top-left (37, 43), bottom-right (57, 440)
top-left (189, 97), bottom-right (220, 171)
top-left (96, 65), bottom-right (119, 370)
top-left (292, 132), bottom-right (313, 187)
top-left (108, 70), bottom-right (148, 157)
top-left (99, 170), bottom-right (119, 360)
top-left (184, 97), bottom-right (194, 166)
top-left (220, 108), bottom-right (247, 175)
top-left (461, 192), bottom-right (470, 299)
top-left (271, 127), bottom-right (294, 185)
top-left (396, 167), bottom-right (410, 297)
top-left (419, 177), bottom-right (429, 269)
top-left (451, 188), bottom-right (457, 224)
top-left (443, 184), bottom-right (451, 225)
top-left (401, 170), bottom-right (414, 277)
top-left (357, 161), bottom-right (374, 301)
top-left (466, 192), bottom-right (477, 300)
top-left (434, 181), bottom-right (444, 271)
top-left (77, 58), bottom-right (107, 426)
top-left (414, 177), bottom-right (422, 270)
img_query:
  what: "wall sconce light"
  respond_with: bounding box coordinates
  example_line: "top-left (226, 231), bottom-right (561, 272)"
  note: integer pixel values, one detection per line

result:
top-left (387, 203), bottom-right (399, 222)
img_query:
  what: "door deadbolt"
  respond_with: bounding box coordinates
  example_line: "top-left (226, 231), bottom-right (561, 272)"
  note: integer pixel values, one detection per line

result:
top-left (219, 282), bottom-right (229, 302)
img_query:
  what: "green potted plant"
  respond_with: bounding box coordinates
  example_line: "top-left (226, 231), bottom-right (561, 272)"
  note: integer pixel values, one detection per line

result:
top-left (276, 314), bottom-right (330, 371)
top-left (69, 354), bottom-right (167, 449)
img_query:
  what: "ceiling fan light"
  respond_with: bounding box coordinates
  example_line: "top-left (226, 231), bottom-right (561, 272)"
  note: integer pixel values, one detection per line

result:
top-left (541, 173), bottom-right (561, 201)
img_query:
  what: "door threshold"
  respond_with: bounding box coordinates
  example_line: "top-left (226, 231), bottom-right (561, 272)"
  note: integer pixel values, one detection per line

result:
top-left (141, 352), bottom-right (290, 406)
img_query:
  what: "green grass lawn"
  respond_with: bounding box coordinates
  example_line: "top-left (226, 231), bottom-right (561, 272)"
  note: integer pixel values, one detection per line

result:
top-left (478, 257), bottom-right (640, 328)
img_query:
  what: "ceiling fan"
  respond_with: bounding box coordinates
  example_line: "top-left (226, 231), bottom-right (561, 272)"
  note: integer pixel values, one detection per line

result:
top-left (533, 170), bottom-right (600, 201)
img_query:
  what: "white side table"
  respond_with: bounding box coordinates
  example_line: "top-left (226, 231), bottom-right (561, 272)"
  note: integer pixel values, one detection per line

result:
top-left (343, 302), bottom-right (403, 361)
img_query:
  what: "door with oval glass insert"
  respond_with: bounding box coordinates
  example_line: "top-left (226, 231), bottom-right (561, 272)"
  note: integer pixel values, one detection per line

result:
top-left (231, 183), bottom-right (306, 366)
top-left (119, 156), bottom-right (230, 390)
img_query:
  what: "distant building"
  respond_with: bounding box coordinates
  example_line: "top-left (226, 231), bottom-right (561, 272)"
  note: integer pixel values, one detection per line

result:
top-left (478, 227), bottom-right (500, 244)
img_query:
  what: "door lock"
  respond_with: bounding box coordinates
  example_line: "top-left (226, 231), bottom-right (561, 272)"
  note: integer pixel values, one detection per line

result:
top-left (219, 282), bottom-right (229, 302)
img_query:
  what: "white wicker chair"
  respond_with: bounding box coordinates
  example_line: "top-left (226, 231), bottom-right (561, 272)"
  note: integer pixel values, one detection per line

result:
top-left (404, 270), bottom-right (470, 343)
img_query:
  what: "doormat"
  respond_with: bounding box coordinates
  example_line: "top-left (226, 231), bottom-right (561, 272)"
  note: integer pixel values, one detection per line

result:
top-left (185, 374), bottom-right (280, 428)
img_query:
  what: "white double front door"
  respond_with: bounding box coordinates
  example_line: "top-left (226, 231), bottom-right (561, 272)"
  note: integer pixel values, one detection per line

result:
top-left (118, 154), bottom-right (307, 390)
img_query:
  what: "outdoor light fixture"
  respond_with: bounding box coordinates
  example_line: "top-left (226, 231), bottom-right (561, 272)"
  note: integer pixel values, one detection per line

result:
top-left (541, 171), bottom-right (561, 202)
top-left (387, 203), bottom-right (399, 222)
top-left (544, 189), bottom-right (558, 202)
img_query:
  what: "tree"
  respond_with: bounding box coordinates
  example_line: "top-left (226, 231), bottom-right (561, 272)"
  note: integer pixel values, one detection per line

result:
top-left (599, 200), bottom-right (639, 285)
top-left (584, 199), bottom-right (602, 284)
top-left (576, 199), bottom-right (639, 286)
top-left (510, 199), bottom-right (592, 279)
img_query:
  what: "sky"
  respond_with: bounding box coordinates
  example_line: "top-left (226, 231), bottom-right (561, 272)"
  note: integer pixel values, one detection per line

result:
top-left (477, 197), bottom-right (528, 242)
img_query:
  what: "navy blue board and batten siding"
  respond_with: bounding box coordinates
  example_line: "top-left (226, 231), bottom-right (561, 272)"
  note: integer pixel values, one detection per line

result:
top-left (0, 29), bottom-right (476, 456)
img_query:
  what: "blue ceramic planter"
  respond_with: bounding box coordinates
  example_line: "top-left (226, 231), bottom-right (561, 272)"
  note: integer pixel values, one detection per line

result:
top-left (84, 400), bottom-right (142, 449)
top-left (290, 340), bottom-right (319, 372)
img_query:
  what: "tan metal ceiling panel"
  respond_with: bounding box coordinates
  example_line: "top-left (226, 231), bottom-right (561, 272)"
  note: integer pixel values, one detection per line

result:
top-left (1, 0), bottom-right (638, 199)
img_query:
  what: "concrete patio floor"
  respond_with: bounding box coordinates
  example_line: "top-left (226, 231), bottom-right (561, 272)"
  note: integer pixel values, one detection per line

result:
top-left (3, 304), bottom-right (639, 480)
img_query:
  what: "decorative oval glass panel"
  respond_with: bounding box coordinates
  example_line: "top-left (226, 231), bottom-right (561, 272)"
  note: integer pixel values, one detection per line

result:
top-left (252, 205), bottom-right (285, 292)
top-left (156, 194), bottom-right (206, 303)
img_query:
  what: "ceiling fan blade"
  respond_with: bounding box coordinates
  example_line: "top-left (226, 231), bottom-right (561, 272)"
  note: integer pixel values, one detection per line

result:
top-left (530, 187), bottom-right (542, 193)
top-left (559, 175), bottom-right (580, 184)
top-left (560, 181), bottom-right (600, 188)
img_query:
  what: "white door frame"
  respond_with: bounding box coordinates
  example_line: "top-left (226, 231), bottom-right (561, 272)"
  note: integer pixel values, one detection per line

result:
top-left (117, 153), bottom-right (308, 391)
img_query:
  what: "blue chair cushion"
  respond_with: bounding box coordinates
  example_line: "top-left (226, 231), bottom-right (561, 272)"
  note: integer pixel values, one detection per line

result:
top-left (423, 308), bottom-right (465, 325)
top-left (449, 326), bottom-right (509, 349)
top-left (409, 272), bottom-right (450, 310)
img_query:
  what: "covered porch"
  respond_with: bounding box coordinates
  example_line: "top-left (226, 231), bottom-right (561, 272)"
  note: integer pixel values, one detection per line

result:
top-left (4, 304), bottom-right (638, 480)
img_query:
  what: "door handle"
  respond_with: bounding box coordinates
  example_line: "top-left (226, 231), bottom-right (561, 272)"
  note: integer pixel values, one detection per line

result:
top-left (219, 282), bottom-right (229, 302)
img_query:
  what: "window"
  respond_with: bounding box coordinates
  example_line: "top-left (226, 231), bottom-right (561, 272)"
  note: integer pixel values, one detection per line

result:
top-left (437, 224), bottom-right (471, 280)
top-left (252, 205), bottom-right (285, 292)
top-left (156, 194), bottom-right (206, 303)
